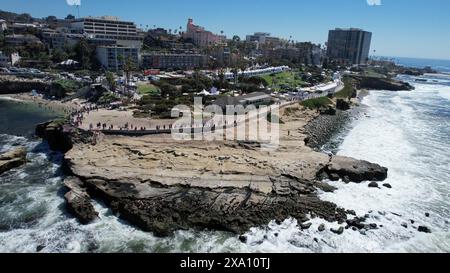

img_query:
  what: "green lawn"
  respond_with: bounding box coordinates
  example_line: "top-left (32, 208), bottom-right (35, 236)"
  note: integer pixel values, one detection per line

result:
top-left (137, 84), bottom-right (160, 95)
top-left (301, 97), bottom-right (333, 109)
top-left (261, 71), bottom-right (304, 91)
top-left (334, 78), bottom-right (355, 99)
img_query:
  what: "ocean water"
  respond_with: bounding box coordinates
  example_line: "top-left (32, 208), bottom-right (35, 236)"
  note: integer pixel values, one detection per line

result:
top-left (1, 72), bottom-right (450, 253)
top-left (381, 56), bottom-right (450, 73)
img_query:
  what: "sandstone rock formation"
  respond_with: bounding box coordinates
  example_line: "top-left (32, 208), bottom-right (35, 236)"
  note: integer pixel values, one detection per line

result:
top-left (39, 104), bottom-right (389, 236)
top-left (64, 177), bottom-right (99, 224)
top-left (318, 156), bottom-right (388, 183)
top-left (0, 147), bottom-right (27, 175)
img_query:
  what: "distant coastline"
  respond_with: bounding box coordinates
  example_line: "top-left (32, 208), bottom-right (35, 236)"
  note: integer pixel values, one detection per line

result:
top-left (374, 56), bottom-right (450, 73)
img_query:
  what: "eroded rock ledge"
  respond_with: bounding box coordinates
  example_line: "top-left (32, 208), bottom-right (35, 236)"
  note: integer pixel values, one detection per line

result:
top-left (38, 105), bottom-right (389, 237)
top-left (0, 147), bottom-right (27, 175)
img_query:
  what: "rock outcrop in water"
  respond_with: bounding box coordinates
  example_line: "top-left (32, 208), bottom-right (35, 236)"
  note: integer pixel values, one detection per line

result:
top-left (36, 120), bottom-right (95, 152)
top-left (37, 105), bottom-right (389, 236)
top-left (352, 76), bottom-right (414, 91)
top-left (318, 156), bottom-right (388, 183)
top-left (64, 177), bottom-right (99, 224)
top-left (0, 147), bottom-right (27, 175)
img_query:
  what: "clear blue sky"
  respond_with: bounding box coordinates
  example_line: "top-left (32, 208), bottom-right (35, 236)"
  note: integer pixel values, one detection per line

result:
top-left (1, 0), bottom-right (449, 60)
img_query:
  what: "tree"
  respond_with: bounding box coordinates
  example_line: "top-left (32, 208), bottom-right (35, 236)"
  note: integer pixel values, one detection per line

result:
top-left (45, 16), bottom-right (58, 23)
top-left (232, 35), bottom-right (241, 42)
top-left (105, 72), bottom-right (117, 91)
top-left (51, 48), bottom-right (68, 63)
top-left (118, 54), bottom-right (138, 94)
top-left (65, 14), bottom-right (75, 20)
top-left (74, 39), bottom-right (92, 69)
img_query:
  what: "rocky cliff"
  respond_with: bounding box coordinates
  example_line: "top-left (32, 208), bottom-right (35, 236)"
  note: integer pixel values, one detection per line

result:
top-left (37, 106), bottom-right (389, 236)
top-left (0, 79), bottom-right (50, 95)
top-left (353, 76), bottom-right (414, 91)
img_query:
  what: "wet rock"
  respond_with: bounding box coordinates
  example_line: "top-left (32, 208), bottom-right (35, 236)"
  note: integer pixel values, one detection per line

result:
top-left (401, 223), bottom-right (408, 228)
top-left (369, 223), bottom-right (378, 229)
top-left (318, 224), bottom-right (326, 232)
top-left (320, 156), bottom-right (388, 183)
top-left (300, 222), bottom-right (312, 230)
top-left (347, 210), bottom-right (356, 216)
top-left (383, 183), bottom-right (392, 189)
top-left (346, 218), bottom-right (366, 230)
top-left (368, 182), bottom-right (379, 188)
top-left (331, 227), bottom-right (344, 235)
top-left (425, 213), bottom-right (430, 217)
top-left (418, 226), bottom-right (431, 233)
top-left (0, 147), bottom-right (27, 175)
top-left (410, 220), bottom-right (415, 224)
top-left (64, 177), bottom-right (99, 225)
top-left (238, 235), bottom-right (248, 243)
top-left (36, 245), bottom-right (46, 252)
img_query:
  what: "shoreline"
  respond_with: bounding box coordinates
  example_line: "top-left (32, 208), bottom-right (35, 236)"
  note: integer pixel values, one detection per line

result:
top-left (34, 97), bottom-right (389, 237)
top-left (0, 93), bottom-right (80, 118)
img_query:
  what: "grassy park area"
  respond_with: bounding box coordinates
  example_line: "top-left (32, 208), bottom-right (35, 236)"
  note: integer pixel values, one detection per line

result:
top-left (137, 83), bottom-right (160, 95)
top-left (300, 97), bottom-right (333, 109)
top-left (334, 78), bottom-right (356, 99)
top-left (261, 71), bottom-right (304, 91)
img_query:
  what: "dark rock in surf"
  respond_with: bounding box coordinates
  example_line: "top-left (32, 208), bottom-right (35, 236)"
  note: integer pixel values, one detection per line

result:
top-left (64, 177), bottom-right (99, 225)
top-left (331, 226), bottom-right (344, 235)
top-left (318, 156), bottom-right (388, 183)
top-left (300, 222), bottom-right (312, 230)
top-left (318, 224), bottom-right (326, 232)
top-left (418, 226), bottom-right (431, 233)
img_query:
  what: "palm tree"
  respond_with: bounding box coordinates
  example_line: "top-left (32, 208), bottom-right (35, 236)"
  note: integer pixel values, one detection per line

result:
top-left (118, 54), bottom-right (137, 95)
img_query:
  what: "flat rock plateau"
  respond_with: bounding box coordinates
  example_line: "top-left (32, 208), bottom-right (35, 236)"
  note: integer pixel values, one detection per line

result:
top-left (41, 104), bottom-right (388, 236)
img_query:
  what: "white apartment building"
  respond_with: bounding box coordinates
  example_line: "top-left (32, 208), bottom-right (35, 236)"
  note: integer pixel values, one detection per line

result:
top-left (70, 16), bottom-right (143, 48)
top-left (96, 46), bottom-right (140, 71)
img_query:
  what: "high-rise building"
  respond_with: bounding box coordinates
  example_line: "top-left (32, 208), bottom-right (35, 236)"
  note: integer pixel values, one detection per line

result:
top-left (70, 16), bottom-right (143, 48)
top-left (96, 46), bottom-right (140, 71)
top-left (327, 28), bottom-right (372, 65)
top-left (183, 18), bottom-right (225, 48)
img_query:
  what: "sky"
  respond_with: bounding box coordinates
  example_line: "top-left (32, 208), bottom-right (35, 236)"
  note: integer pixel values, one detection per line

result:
top-left (1, 0), bottom-right (449, 60)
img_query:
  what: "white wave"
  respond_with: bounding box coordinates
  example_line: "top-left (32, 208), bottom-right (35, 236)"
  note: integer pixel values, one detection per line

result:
top-left (0, 96), bottom-right (25, 102)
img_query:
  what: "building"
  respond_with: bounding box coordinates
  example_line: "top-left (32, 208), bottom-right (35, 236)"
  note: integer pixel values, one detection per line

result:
top-left (327, 28), bottom-right (372, 65)
top-left (184, 18), bottom-right (225, 47)
top-left (70, 16), bottom-right (143, 48)
top-left (96, 46), bottom-right (140, 71)
top-left (5, 34), bottom-right (42, 46)
top-left (262, 43), bottom-right (322, 66)
top-left (246, 32), bottom-right (282, 49)
top-left (0, 51), bottom-right (20, 67)
top-left (0, 19), bottom-right (7, 32)
top-left (142, 52), bottom-right (208, 70)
